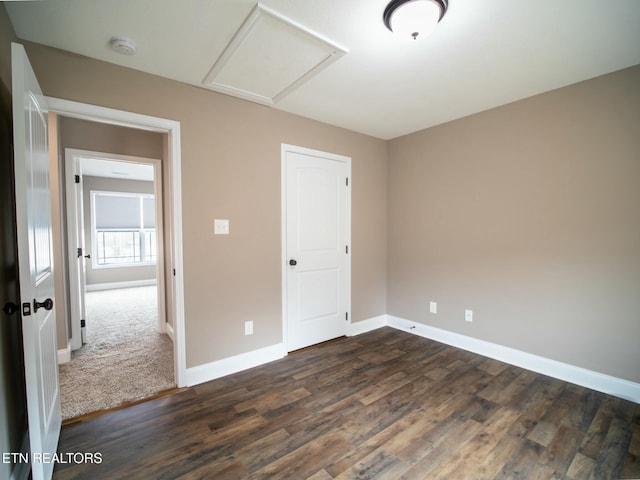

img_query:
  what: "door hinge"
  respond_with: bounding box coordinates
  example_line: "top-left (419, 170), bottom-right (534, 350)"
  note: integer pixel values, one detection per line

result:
top-left (22, 302), bottom-right (31, 316)
top-left (173, 268), bottom-right (176, 276)
top-left (346, 245), bottom-right (349, 254)
top-left (346, 177), bottom-right (349, 186)
top-left (345, 312), bottom-right (349, 321)
top-left (75, 174), bottom-right (80, 184)
top-left (77, 247), bottom-right (83, 258)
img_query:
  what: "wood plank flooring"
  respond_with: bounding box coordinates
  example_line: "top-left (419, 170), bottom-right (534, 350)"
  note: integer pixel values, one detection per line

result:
top-left (53, 327), bottom-right (640, 479)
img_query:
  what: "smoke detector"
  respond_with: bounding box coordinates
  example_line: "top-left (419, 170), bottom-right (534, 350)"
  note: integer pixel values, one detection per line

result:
top-left (109, 36), bottom-right (137, 55)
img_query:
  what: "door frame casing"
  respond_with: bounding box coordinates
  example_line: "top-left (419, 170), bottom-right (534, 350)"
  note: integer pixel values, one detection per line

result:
top-left (63, 149), bottom-right (84, 352)
top-left (64, 149), bottom-right (167, 350)
top-left (280, 143), bottom-right (352, 352)
top-left (46, 97), bottom-right (187, 387)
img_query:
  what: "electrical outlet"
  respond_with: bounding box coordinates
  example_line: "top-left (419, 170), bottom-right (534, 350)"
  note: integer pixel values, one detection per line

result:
top-left (429, 301), bottom-right (437, 314)
top-left (465, 309), bottom-right (473, 322)
top-left (244, 320), bottom-right (253, 335)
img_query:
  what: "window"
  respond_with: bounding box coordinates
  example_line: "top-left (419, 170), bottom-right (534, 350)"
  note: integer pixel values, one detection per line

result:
top-left (92, 191), bottom-right (156, 267)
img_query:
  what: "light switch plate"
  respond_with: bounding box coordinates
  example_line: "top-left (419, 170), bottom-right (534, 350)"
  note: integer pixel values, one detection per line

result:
top-left (429, 301), bottom-right (437, 314)
top-left (214, 219), bottom-right (229, 235)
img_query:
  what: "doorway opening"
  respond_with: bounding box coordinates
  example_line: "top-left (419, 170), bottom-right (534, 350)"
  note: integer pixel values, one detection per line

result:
top-left (44, 97), bottom-right (186, 420)
top-left (59, 148), bottom-right (174, 419)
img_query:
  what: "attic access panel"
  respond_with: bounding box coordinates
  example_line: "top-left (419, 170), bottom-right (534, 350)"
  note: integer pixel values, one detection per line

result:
top-left (203, 4), bottom-right (347, 105)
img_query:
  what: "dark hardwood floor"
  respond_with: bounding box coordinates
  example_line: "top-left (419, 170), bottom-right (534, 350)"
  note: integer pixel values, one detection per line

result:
top-left (53, 327), bottom-right (640, 479)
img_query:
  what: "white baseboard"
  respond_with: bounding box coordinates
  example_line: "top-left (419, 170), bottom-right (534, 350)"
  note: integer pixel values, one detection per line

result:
top-left (385, 315), bottom-right (640, 404)
top-left (183, 314), bottom-right (388, 388)
top-left (180, 313), bottom-right (640, 403)
top-left (349, 315), bottom-right (387, 336)
top-left (85, 279), bottom-right (157, 292)
top-left (165, 322), bottom-right (175, 342)
top-left (185, 343), bottom-right (286, 387)
top-left (57, 342), bottom-right (71, 364)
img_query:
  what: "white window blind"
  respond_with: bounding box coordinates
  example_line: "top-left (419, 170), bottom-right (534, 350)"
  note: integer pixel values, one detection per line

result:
top-left (92, 191), bottom-right (156, 266)
top-left (94, 194), bottom-right (142, 229)
top-left (142, 197), bottom-right (155, 229)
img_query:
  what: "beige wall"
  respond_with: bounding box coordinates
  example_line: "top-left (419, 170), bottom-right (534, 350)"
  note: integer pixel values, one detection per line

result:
top-left (82, 176), bottom-right (156, 286)
top-left (48, 113), bottom-right (72, 352)
top-left (59, 116), bottom-right (163, 160)
top-left (388, 65), bottom-right (640, 384)
top-left (23, 41), bottom-right (388, 368)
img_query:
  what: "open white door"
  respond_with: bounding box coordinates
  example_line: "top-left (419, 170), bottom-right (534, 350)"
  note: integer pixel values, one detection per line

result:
top-left (12, 42), bottom-right (61, 480)
top-left (282, 144), bottom-right (351, 351)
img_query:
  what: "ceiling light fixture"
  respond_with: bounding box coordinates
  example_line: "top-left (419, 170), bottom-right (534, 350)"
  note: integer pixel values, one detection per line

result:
top-left (109, 36), bottom-right (137, 55)
top-left (383, 0), bottom-right (448, 41)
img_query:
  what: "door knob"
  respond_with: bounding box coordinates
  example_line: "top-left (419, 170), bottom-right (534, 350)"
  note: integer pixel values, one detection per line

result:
top-left (289, 259), bottom-right (297, 266)
top-left (84, 254), bottom-right (91, 259)
top-left (33, 298), bottom-right (54, 312)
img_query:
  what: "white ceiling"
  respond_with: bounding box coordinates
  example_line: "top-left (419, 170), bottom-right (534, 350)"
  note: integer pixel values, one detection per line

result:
top-left (6, 0), bottom-right (640, 140)
top-left (80, 157), bottom-right (154, 182)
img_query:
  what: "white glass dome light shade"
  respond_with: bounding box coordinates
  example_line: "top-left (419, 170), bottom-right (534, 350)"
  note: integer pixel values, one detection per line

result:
top-left (384, 0), bottom-right (447, 41)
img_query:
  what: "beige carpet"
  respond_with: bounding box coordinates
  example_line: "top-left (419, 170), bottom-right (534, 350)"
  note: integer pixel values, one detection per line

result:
top-left (59, 286), bottom-right (175, 420)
